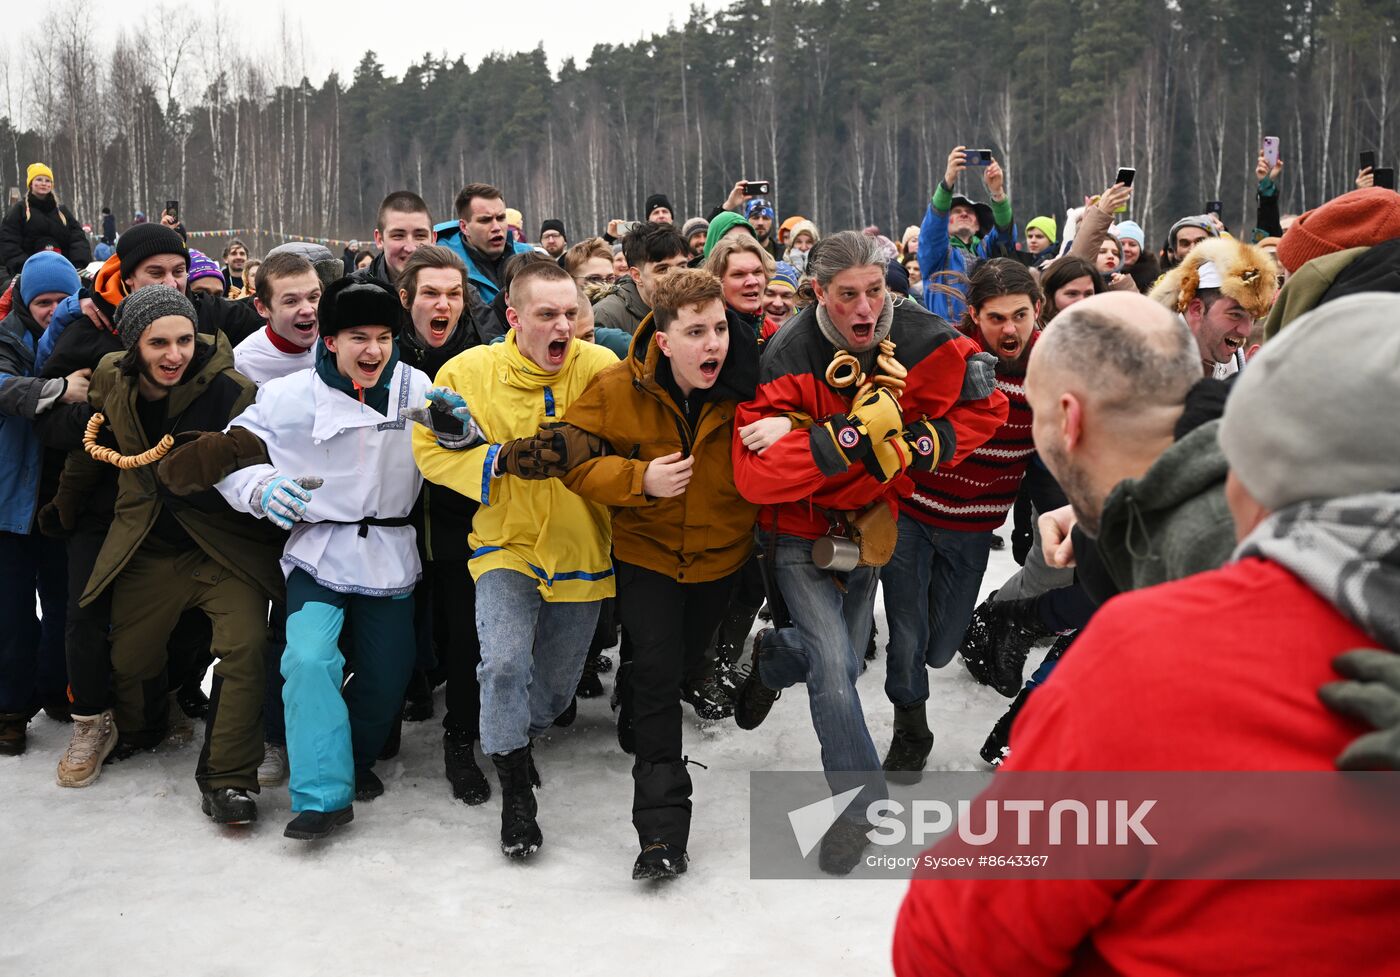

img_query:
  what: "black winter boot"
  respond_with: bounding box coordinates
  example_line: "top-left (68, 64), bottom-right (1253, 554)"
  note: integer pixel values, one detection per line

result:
top-left (712, 601), bottom-right (762, 670)
top-left (865, 621), bottom-right (880, 663)
top-left (818, 816), bottom-right (872, 876)
top-left (492, 746), bottom-right (543, 859)
top-left (881, 702), bottom-right (935, 784)
top-left (355, 767), bottom-right (384, 801)
top-left (444, 730), bottom-right (491, 805)
top-left (576, 651), bottom-right (604, 699)
top-left (633, 841), bottom-right (689, 880)
top-left (402, 669), bottom-right (434, 722)
top-left (613, 661), bottom-right (635, 754)
top-left (980, 686), bottom-right (1034, 767)
top-left (284, 806), bottom-right (354, 841)
top-left (734, 631), bottom-right (782, 731)
top-left (959, 592), bottom-right (1051, 695)
top-left (0, 713), bottom-right (28, 756)
top-left (378, 714), bottom-right (402, 760)
top-left (201, 787), bottom-right (258, 825)
top-left (176, 680), bottom-right (210, 719)
top-left (553, 696), bottom-right (578, 727)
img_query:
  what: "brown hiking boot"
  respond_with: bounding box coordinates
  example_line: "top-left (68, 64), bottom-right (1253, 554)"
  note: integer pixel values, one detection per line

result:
top-left (56, 710), bottom-right (118, 787)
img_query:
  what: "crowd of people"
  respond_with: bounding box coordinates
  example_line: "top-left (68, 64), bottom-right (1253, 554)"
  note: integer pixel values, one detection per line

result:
top-left (2, 145), bottom-right (1399, 964)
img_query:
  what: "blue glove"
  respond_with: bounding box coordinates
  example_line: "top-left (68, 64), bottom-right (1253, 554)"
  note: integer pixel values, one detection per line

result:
top-left (253, 474), bottom-right (315, 530)
top-left (424, 386), bottom-right (483, 450)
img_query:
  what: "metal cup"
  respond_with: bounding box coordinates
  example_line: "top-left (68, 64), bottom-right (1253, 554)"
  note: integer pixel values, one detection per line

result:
top-left (811, 535), bottom-right (861, 572)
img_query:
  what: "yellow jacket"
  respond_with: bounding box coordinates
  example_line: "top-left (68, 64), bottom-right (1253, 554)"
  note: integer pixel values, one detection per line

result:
top-left (412, 332), bottom-right (618, 602)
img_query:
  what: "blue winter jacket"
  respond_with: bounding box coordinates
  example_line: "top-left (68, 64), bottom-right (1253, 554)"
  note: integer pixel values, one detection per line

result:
top-left (0, 302), bottom-right (56, 533)
top-left (433, 221), bottom-right (534, 306)
top-left (918, 190), bottom-right (1019, 323)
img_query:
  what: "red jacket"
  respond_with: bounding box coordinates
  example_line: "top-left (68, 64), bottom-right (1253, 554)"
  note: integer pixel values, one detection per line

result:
top-left (894, 558), bottom-right (1400, 977)
top-left (734, 300), bottom-right (1007, 540)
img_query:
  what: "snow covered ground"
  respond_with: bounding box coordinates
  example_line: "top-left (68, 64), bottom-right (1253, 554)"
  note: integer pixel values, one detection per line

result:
top-left (0, 546), bottom-right (1020, 977)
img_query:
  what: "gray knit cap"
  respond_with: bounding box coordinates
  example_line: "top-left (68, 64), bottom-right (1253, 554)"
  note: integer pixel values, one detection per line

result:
top-left (267, 241), bottom-right (344, 289)
top-left (1219, 291), bottom-right (1400, 512)
top-left (114, 285), bottom-right (198, 349)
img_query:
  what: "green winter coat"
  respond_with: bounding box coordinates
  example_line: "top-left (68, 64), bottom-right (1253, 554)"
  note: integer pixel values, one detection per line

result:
top-left (1261, 247), bottom-right (1367, 343)
top-left (1095, 419), bottom-right (1236, 593)
top-left (592, 276), bottom-right (651, 336)
top-left (75, 332), bottom-right (284, 606)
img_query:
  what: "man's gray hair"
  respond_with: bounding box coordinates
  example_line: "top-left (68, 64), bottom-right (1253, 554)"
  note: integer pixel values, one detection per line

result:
top-left (806, 230), bottom-right (887, 287)
top-left (1040, 300), bottom-right (1200, 413)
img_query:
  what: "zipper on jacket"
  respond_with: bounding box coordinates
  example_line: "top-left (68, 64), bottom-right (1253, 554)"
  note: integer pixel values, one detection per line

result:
top-left (633, 375), bottom-right (696, 456)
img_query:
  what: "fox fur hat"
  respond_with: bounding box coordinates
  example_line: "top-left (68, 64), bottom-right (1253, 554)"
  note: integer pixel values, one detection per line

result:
top-left (1148, 237), bottom-right (1278, 320)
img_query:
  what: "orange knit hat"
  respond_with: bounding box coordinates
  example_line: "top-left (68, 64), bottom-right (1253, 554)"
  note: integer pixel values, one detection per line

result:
top-left (1276, 187), bottom-right (1400, 273)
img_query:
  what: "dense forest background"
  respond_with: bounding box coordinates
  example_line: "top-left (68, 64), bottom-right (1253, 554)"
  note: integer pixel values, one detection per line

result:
top-left (2, 0), bottom-right (1395, 252)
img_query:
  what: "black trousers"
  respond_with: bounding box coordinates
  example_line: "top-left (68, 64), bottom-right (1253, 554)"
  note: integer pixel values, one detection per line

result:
top-left (434, 560), bottom-right (483, 740)
top-left (615, 560), bottom-right (738, 850)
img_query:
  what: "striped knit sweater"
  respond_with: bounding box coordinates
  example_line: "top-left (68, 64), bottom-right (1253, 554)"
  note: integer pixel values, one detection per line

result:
top-left (901, 331), bottom-right (1037, 532)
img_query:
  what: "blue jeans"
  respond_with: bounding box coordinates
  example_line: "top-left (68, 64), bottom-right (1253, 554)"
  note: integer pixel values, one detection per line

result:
top-left (282, 571), bottom-right (415, 813)
top-left (881, 516), bottom-right (993, 708)
top-left (0, 530), bottom-right (68, 714)
top-left (763, 535), bottom-right (884, 811)
top-left (475, 569), bottom-right (600, 756)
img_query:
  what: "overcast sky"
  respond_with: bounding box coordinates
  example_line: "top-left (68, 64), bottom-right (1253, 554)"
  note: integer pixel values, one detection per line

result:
top-left (3, 0), bottom-right (710, 89)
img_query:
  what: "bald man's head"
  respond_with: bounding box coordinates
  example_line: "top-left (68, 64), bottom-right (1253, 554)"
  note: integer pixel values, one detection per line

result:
top-left (1026, 292), bottom-right (1201, 534)
top-left (1034, 291), bottom-right (1200, 413)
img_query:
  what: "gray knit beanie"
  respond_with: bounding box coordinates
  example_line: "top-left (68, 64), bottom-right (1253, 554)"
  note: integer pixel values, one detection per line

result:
top-left (114, 285), bottom-right (198, 349)
top-left (1219, 291), bottom-right (1400, 511)
top-left (267, 241), bottom-right (344, 289)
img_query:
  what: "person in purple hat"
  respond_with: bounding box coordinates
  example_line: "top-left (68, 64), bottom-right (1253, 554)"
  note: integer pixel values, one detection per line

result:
top-left (187, 249), bottom-right (227, 297)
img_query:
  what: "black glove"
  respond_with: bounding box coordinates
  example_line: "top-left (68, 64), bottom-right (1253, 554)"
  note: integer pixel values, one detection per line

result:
top-left (1318, 649), bottom-right (1400, 770)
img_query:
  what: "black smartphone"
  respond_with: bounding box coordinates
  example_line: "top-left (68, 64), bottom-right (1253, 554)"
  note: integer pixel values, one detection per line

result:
top-left (1205, 200), bottom-right (1223, 215)
top-left (165, 199), bottom-right (179, 221)
top-left (742, 180), bottom-right (771, 196)
top-left (1360, 151), bottom-right (1377, 172)
top-left (965, 149), bottom-right (994, 167)
top-left (428, 403), bottom-right (464, 436)
top-left (1375, 168), bottom-right (1396, 190)
top-left (1115, 167), bottom-right (1136, 187)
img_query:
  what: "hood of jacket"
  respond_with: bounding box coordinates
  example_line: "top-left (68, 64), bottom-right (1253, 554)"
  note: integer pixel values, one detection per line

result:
top-left (704, 211), bottom-right (756, 258)
top-left (627, 307), bottom-right (759, 406)
top-left (91, 253), bottom-right (127, 317)
top-left (117, 328), bottom-right (229, 414)
top-left (397, 306), bottom-right (477, 380)
top-left (610, 275), bottom-right (650, 321)
top-left (1097, 418), bottom-right (1236, 591)
top-left (494, 328), bottom-right (594, 392)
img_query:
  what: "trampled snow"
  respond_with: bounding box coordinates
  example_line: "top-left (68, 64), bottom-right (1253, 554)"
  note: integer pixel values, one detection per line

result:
top-left (1, 547), bottom-right (1021, 976)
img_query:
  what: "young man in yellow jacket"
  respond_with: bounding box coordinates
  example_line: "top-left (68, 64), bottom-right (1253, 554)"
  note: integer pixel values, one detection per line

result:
top-left (412, 261), bottom-right (617, 860)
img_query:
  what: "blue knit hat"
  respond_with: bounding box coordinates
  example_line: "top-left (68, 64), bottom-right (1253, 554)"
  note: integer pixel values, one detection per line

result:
top-left (19, 250), bottom-right (81, 306)
top-left (744, 198), bottom-right (775, 220)
top-left (1114, 220), bottom-right (1146, 247)
top-left (770, 261), bottom-right (799, 292)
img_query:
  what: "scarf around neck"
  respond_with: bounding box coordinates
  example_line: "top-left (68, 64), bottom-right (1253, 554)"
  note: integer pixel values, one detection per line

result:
top-left (1234, 491), bottom-right (1400, 652)
top-left (816, 293), bottom-right (894, 373)
top-left (315, 339), bottom-right (399, 415)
